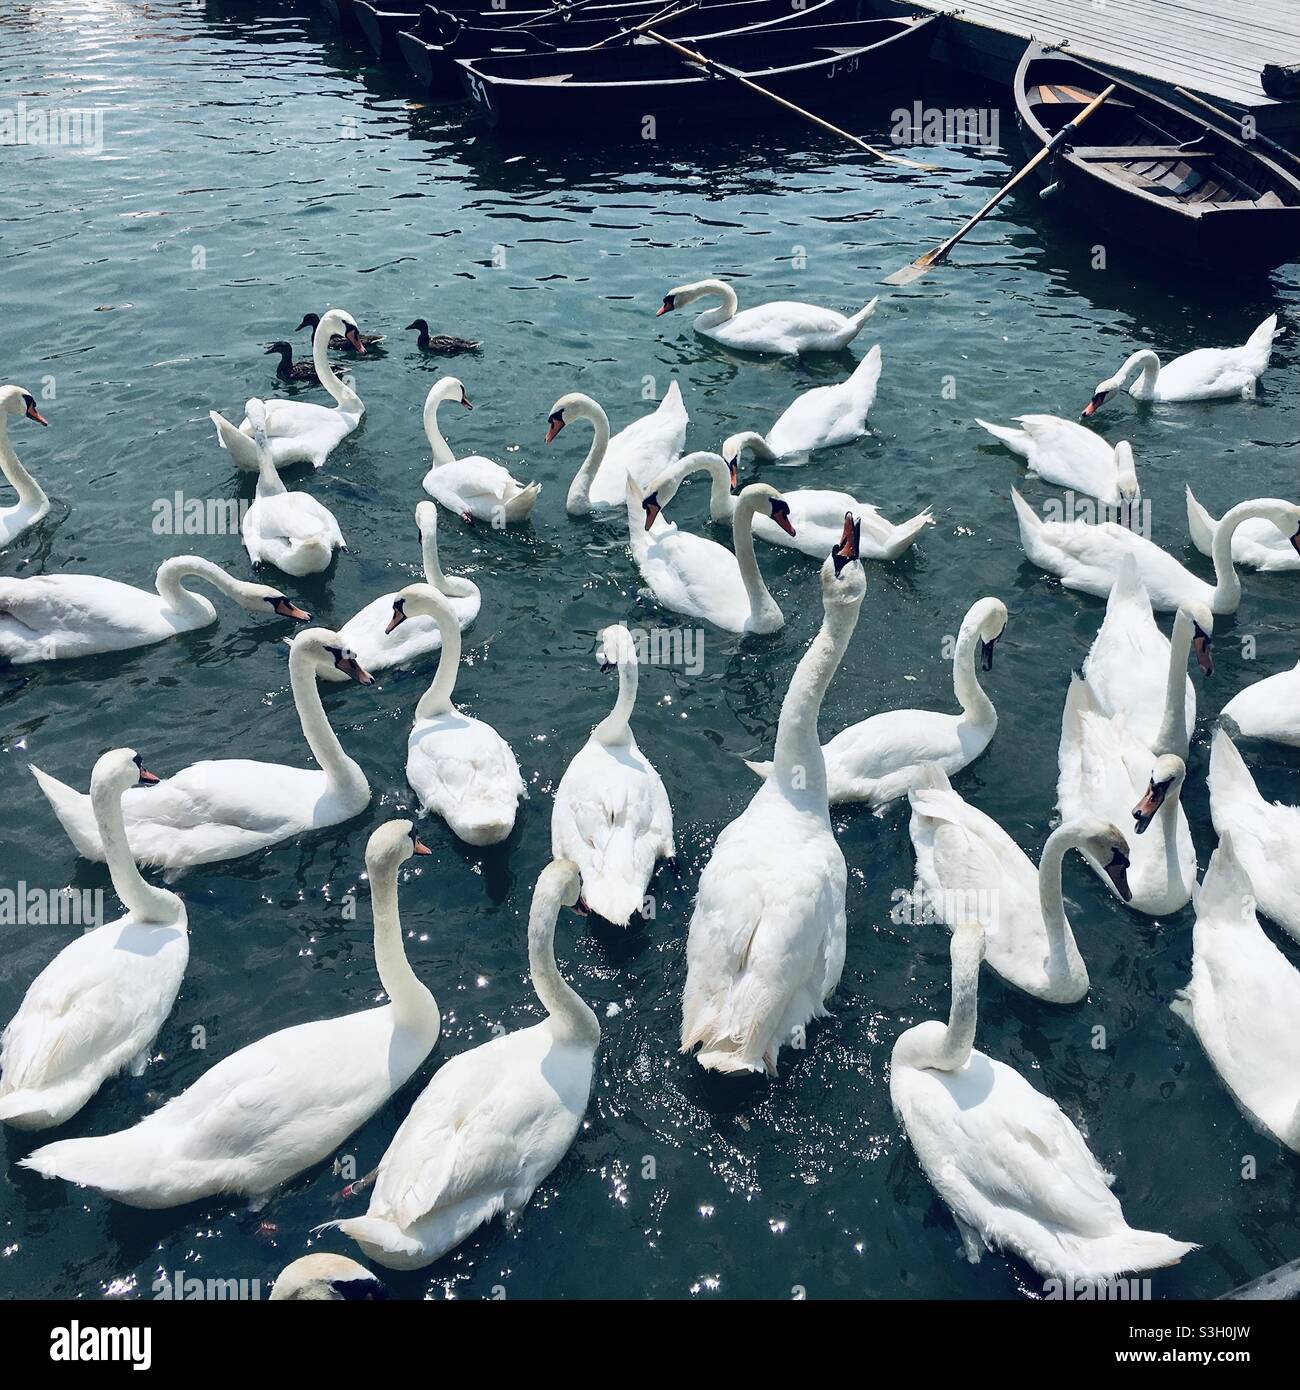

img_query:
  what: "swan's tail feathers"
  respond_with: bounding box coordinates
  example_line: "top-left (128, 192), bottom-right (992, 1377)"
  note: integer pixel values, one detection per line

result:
top-left (1184, 485), bottom-right (1217, 558)
top-left (1009, 487), bottom-right (1044, 550)
top-left (336, 1215), bottom-right (424, 1260)
top-left (911, 763), bottom-right (953, 795)
top-left (850, 342), bottom-right (883, 397)
top-left (660, 378), bottom-right (685, 416)
top-left (581, 875), bottom-right (646, 929)
top-left (1059, 673), bottom-right (1100, 777)
top-left (1198, 828), bottom-right (1256, 924)
top-left (837, 297), bottom-right (878, 347)
top-left (742, 757), bottom-right (774, 781)
top-left (1207, 729), bottom-right (1261, 823)
top-left (974, 418), bottom-right (1028, 456)
top-left (21, 1128), bottom-right (152, 1200)
top-left (29, 766), bottom-right (105, 863)
top-left (1108, 551), bottom-right (1147, 607)
top-left (0, 1088), bottom-right (70, 1131)
top-left (1068, 1229), bottom-right (1198, 1279)
top-left (878, 508), bottom-right (934, 560)
top-left (1245, 313), bottom-right (1279, 372)
top-left (503, 482), bottom-right (541, 522)
top-left (210, 411), bottom-right (262, 472)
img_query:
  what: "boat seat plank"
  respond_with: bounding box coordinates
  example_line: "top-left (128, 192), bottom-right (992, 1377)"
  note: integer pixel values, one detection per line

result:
top-left (1071, 145), bottom-right (1217, 160)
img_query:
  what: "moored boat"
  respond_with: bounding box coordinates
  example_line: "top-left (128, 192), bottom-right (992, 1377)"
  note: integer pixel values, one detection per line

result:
top-left (1015, 43), bottom-right (1300, 272)
top-left (458, 14), bottom-right (937, 133)
top-left (355, 3), bottom-right (424, 59)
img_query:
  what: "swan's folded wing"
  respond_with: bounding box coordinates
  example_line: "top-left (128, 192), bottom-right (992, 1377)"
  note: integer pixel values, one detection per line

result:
top-left (436, 458), bottom-right (525, 507)
top-left (409, 718), bottom-right (523, 812)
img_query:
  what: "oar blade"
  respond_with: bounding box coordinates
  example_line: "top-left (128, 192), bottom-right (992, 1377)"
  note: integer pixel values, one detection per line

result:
top-left (881, 256), bottom-right (935, 286)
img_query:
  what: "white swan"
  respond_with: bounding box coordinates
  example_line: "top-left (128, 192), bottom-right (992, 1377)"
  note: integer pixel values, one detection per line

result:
top-left (975, 414), bottom-right (1139, 509)
top-left (633, 467), bottom-right (788, 634)
top-left (269, 1254), bottom-right (387, 1301)
top-left (1011, 487), bottom-right (1300, 614)
top-left (657, 278), bottom-right (877, 356)
top-left (213, 399), bottom-right (345, 577)
top-left (681, 525), bottom-right (866, 1075)
top-left (551, 624), bottom-right (674, 925)
top-left (420, 377), bottom-right (540, 524)
top-left (1172, 833), bottom-right (1300, 1153)
top-left (747, 596), bottom-right (1007, 807)
top-left (1081, 555), bottom-right (1213, 761)
top-left (1221, 658), bottom-right (1300, 748)
top-left (234, 308), bottom-right (366, 468)
top-left (1082, 314), bottom-right (1277, 415)
top-left (334, 860), bottom-right (597, 1269)
top-left (908, 763), bottom-right (1132, 1004)
top-left (31, 628), bottom-right (373, 870)
top-left (327, 500), bottom-right (479, 681)
top-left (0, 750), bottom-right (186, 1130)
top-left (648, 449), bottom-right (931, 562)
top-left (23, 821), bottom-right (442, 1208)
top-left (722, 344), bottom-right (882, 465)
top-left (391, 583), bottom-right (525, 846)
top-left (1207, 729), bottom-right (1300, 944)
top-left (1058, 674), bottom-right (1195, 916)
top-left (546, 383), bottom-right (687, 514)
top-left (1186, 486), bottom-right (1300, 572)
top-left (892, 921), bottom-right (1196, 1279)
top-left (0, 555), bottom-right (310, 664)
top-left (0, 385), bottom-right (50, 547)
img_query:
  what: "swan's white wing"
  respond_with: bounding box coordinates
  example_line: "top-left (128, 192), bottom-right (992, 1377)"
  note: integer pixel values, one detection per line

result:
top-left (407, 713), bottom-right (524, 834)
top-left (634, 528), bottom-right (748, 630)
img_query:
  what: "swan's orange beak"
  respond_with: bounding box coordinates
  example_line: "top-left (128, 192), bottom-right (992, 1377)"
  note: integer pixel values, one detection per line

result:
top-left (460, 388), bottom-right (473, 410)
top-left (137, 764), bottom-right (161, 786)
top-left (643, 492), bottom-right (661, 531)
top-left (1193, 629), bottom-right (1214, 677)
top-left (345, 326), bottom-right (366, 354)
top-left (334, 651), bottom-right (374, 685)
top-left (1081, 391), bottom-right (1106, 419)
top-left (770, 498), bottom-right (796, 537)
top-left (386, 599), bottom-right (408, 635)
top-left (272, 597), bottom-right (311, 622)
top-left (545, 412), bottom-right (565, 444)
top-left (24, 397), bottom-right (48, 426)
top-left (1132, 778), bottom-right (1167, 834)
top-left (1102, 846), bottom-right (1132, 900)
top-left (1290, 523), bottom-right (1300, 558)
top-left (725, 456), bottom-right (738, 487)
top-left (832, 513), bottom-right (860, 576)
top-left (656, 295), bottom-right (675, 317)
top-left (412, 839), bottom-right (432, 856)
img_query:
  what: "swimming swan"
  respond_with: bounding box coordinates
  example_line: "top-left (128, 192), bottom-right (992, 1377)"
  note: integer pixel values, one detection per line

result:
top-left (546, 383), bottom-right (687, 515)
top-left (1172, 833), bottom-right (1300, 1154)
top-left (269, 1254), bottom-right (388, 1301)
top-left (681, 523), bottom-right (865, 1075)
top-left (551, 623), bottom-right (675, 925)
top-left (892, 921), bottom-right (1196, 1279)
top-left (420, 377), bottom-right (540, 524)
top-left (328, 500), bottom-right (479, 680)
top-left (1081, 314), bottom-right (1277, 415)
top-left (31, 628), bottom-right (373, 870)
top-left (747, 596), bottom-right (1007, 806)
top-left (1221, 658), bottom-right (1300, 748)
top-left (234, 308), bottom-right (367, 469)
top-left (975, 414), bottom-right (1139, 509)
top-left (0, 555), bottom-right (309, 665)
top-left (22, 821), bottom-right (442, 1208)
top-left (390, 583), bottom-right (525, 846)
top-left (0, 385), bottom-right (50, 547)
top-left (0, 750), bottom-right (186, 1130)
top-left (333, 859), bottom-right (596, 1269)
top-left (1186, 485), bottom-right (1300, 572)
top-left (908, 763), bottom-right (1132, 1004)
top-left (723, 344), bottom-right (882, 465)
top-left (657, 278), bottom-right (877, 355)
top-left (213, 398), bottom-right (345, 577)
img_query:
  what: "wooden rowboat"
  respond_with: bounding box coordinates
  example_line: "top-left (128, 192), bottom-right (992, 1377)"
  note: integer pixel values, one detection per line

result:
top-left (400, 0), bottom-right (849, 95)
top-left (458, 14), bottom-right (937, 133)
top-left (1015, 44), bottom-right (1300, 272)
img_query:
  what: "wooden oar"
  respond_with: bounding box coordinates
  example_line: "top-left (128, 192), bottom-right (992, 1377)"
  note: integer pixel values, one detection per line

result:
top-left (643, 29), bottom-right (938, 172)
top-left (882, 83), bottom-right (1115, 285)
top-left (583, 2), bottom-right (700, 52)
top-left (1173, 84), bottom-right (1300, 178)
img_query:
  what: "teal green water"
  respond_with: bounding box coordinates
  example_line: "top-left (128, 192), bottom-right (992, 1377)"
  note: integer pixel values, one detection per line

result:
top-left (2, 0), bottom-right (1298, 1301)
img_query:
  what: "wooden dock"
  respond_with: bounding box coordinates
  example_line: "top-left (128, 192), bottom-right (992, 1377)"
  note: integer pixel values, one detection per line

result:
top-left (870, 0), bottom-right (1300, 136)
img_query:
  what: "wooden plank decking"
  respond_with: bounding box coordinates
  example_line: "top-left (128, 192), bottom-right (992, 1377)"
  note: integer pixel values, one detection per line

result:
top-left (871, 0), bottom-right (1300, 135)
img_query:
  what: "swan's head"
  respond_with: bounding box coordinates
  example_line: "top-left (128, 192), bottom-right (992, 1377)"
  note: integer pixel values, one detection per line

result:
top-left (1132, 755), bottom-right (1186, 835)
top-left (428, 376), bottom-right (472, 412)
top-left (366, 819), bottom-right (432, 876)
top-left (91, 748), bottom-right (163, 799)
top-left (821, 513), bottom-right (866, 604)
top-left (1243, 500), bottom-right (1300, 556)
top-left (0, 385), bottom-right (48, 426)
top-left (1180, 600), bottom-right (1215, 676)
top-left (415, 499), bottom-right (439, 547)
top-left (656, 280), bottom-right (718, 316)
top-left (966, 597), bottom-right (1009, 672)
top-left (318, 308), bottom-right (366, 354)
top-left (735, 482), bottom-right (795, 536)
top-left (230, 574), bottom-right (311, 622)
top-left (243, 397), bottom-right (270, 449)
top-left (294, 627), bottom-right (374, 684)
top-left (1113, 441), bottom-right (1140, 503)
top-left (545, 392), bottom-right (598, 444)
top-left (1066, 818), bottom-right (1132, 900)
top-left (596, 623), bottom-right (636, 673)
top-left (269, 1254), bottom-right (389, 1302)
top-left (720, 433), bottom-right (769, 480)
top-left (387, 582), bottom-right (452, 634)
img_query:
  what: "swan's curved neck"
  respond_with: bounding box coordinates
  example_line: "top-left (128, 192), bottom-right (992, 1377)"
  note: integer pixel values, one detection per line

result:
top-left (254, 449), bottom-right (287, 499)
top-left (732, 495), bottom-right (780, 629)
top-left (738, 432), bottom-right (777, 464)
top-left (423, 392), bottom-right (457, 468)
top-left (772, 592), bottom-right (861, 798)
top-left (910, 937), bottom-right (981, 1072)
top-left (289, 641), bottom-right (368, 798)
top-left (565, 400), bottom-right (611, 513)
top-left (415, 600), bottom-right (461, 721)
top-left (703, 458), bottom-right (736, 523)
top-left (420, 528), bottom-right (448, 590)
top-left (1121, 350), bottom-right (1161, 395)
top-left (1154, 610), bottom-right (1194, 757)
top-left (529, 881), bottom-right (599, 1047)
top-left (0, 415), bottom-right (47, 510)
top-left (952, 619), bottom-right (995, 726)
top-left (1036, 829), bottom-right (1086, 987)
top-left (1211, 502), bottom-right (1282, 611)
top-left (594, 647), bottom-right (637, 746)
top-left (692, 280), bottom-right (739, 330)
top-left (92, 777), bottom-right (181, 925)
top-left (369, 857), bottom-right (439, 1034)
top-left (154, 556), bottom-right (238, 615)
top-left (313, 322), bottom-right (362, 415)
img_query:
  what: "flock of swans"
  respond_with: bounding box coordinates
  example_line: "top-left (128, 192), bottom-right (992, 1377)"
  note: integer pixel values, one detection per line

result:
top-left (0, 281), bottom-right (1297, 1296)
